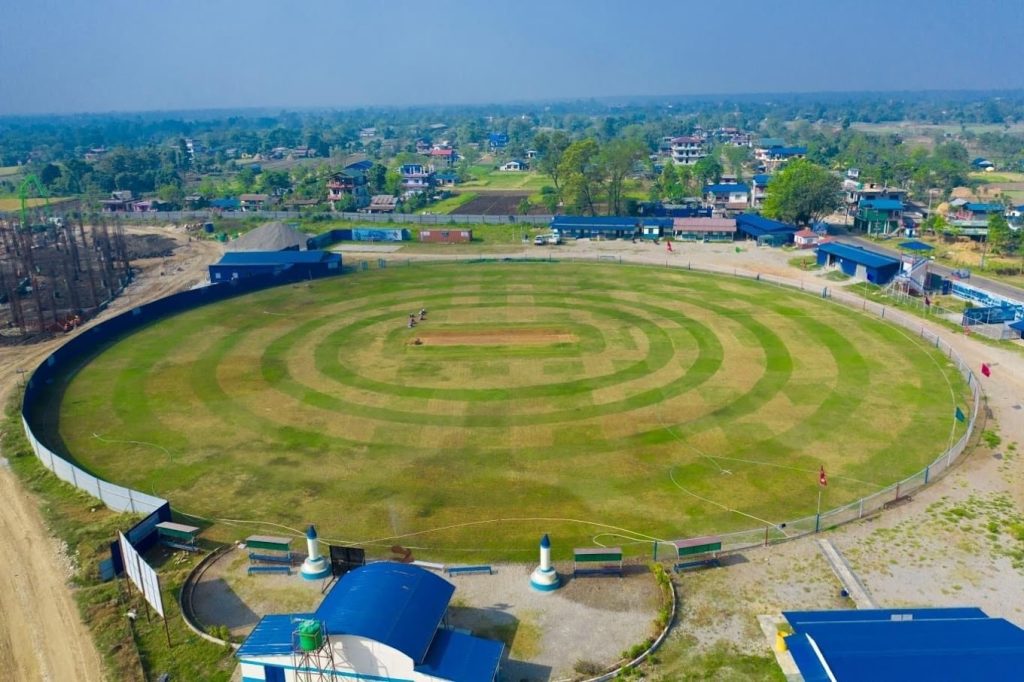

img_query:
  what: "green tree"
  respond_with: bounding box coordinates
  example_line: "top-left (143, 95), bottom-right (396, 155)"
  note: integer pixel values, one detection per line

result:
top-left (558, 139), bottom-right (603, 215)
top-left (600, 138), bottom-right (646, 216)
top-left (367, 163), bottom-right (388, 194)
top-left (987, 212), bottom-right (1012, 254)
top-left (156, 184), bottom-right (184, 205)
top-left (762, 159), bottom-right (842, 225)
top-left (384, 170), bottom-right (403, 196)
top-left (722, 145), bottom-right (751, 177)
top-left (658, 163), bottom-right (680, 200)
top-left (533, 131), bottom-right (571, 195)
top-left (693, 155), bottom-right (723, 186)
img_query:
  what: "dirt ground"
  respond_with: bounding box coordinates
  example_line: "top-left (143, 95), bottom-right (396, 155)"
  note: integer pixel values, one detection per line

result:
top-left (192, 547), bottom-right (660, 682)
top-left (0, 223), bottom-right (221, 682)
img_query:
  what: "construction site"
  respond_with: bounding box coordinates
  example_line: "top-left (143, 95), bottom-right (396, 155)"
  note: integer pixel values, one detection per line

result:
top-left (0, 203), bottom-right (133, 343)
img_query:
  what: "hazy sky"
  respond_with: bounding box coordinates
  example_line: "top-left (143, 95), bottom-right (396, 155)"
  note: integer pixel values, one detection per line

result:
top-left (1, 0), bottom-right (1022, 115)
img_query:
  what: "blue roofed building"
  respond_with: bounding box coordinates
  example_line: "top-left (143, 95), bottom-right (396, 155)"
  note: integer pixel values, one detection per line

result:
top-left (782, 607), bottom-right (1024, 682)
top-left (735, 213), bottom-right (798, 246)
top-left (209, 250), bottom-right (342, 283)
top-left (237, 562), bottom-right (503, 682)
top-left (853, 198), bottom-right (904, 235)
top-left (488, 132), bottom-right (509, 149)
top-left (816, 242), bottom-right (900, 284)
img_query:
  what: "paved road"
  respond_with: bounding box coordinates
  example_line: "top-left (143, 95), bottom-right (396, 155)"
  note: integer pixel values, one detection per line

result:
top-left (834, 233), bottom-right (1024, 301)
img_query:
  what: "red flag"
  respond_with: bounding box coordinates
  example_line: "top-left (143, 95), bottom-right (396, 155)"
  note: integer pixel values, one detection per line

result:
top-left (819, 465), bottom-right (828, 487)
top-left (981, 363), bottom-right (991, 377)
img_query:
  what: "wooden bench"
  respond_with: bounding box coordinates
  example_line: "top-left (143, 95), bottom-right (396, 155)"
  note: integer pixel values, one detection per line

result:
top-left (573, 547), bottom-right (623, 577)
top-left (247, 565), bottom-right (291, 576)
top-left (446, 565), bottom-right (493, 576)
top-left (672, 536), bottom-right (722, 572)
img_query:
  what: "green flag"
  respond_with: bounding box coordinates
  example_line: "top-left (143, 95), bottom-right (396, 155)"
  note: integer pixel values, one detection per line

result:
top-left (955, 407), bottom-right (965, 422)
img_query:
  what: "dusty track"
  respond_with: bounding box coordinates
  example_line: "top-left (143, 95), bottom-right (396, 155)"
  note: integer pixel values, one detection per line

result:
top-left (0, 226), bottom-right (221, 681)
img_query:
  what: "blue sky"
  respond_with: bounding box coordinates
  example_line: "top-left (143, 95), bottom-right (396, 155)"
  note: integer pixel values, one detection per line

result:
top-left (1, 0), bottom-right (1022, 115)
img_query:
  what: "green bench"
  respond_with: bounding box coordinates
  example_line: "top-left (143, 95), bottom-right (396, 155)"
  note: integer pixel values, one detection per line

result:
top-left (573, 547), bottom-right (623, 577)
top-left (671, 536), bottom-right (722, 572)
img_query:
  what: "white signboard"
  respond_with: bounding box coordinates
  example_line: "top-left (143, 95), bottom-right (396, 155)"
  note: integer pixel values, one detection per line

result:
top-left (118, 532), bottom-right (164, 617)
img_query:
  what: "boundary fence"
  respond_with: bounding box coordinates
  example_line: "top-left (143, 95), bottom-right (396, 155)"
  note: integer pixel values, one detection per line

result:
top-left (108, 209), bottom-right (555, 225)
top-left (18, 252), bottom-right (982, 562)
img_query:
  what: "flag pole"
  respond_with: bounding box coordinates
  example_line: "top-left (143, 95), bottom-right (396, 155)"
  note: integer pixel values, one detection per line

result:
top-left (815, 488), bottom-right (822, 533)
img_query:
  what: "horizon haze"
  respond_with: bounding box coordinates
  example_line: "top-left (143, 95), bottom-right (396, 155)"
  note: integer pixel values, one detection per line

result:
top-left (1, 0), bottom-right (1023, 116)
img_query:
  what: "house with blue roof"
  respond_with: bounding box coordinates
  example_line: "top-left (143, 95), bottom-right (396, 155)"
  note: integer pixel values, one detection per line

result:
top-left (816, 242), bottom-right (900, 284)
top-left (853, 198), bottom-right (904, 235)
top-left (237, 562), bottom-right (503, 682)
top-left (781, 607), bottom-right (1024, 682)
top-left (704, 183), bottom-right (750, 211)
top-left (488, 132), bottom-right (508, 150)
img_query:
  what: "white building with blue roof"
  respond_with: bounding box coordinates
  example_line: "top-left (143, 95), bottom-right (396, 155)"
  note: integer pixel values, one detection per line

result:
top-left (237, 562), bottom-right (503, 682)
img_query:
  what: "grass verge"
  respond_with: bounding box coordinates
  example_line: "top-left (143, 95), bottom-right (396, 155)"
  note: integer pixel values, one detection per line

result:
top-left (2, 398), bottom-right (236, 681)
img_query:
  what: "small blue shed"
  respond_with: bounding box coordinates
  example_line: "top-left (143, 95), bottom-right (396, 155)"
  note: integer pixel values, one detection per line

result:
top-left (816, 242), bottom-right (900, 284)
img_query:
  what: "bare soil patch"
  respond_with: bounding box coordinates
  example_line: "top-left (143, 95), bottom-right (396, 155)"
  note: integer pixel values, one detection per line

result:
top-left (414, 328), bottom-right (576, 346)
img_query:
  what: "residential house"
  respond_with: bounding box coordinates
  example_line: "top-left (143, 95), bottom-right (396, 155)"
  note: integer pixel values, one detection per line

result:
top-left (100, 190), bottom-right (134, 212)
top-left (853, 198), bottom-right (904, 235)
top-left (84, 147), bottom-right (108, 162)
top-left (670, 136), bottom-right (706, 165)
top-left (399, 164), bottom-right (434, 195)
top-left (954, 202), bottom-right (1004, 222)
top-left (793, 228), bottom-right (821, 249)
top-left (210, 197), bottom-right (241, 211)
top-left (526, 149), bottom-right (539, 159)
top-left (764, 146), bottom-right (807, 169)
top-left (435, 171), bottom-right (458, 187)
top-left (754, 138), bottom-right (787, 162)
top-left (750, 174), bottom-right (771, 208)
top-left (359, 127), bottom-right (377, 138)
top-left (972, 157), bottom-right (995, 172)
top-left (499, 159), bottom-right (528, 172)
top-left (429, 147), bottom-right (458, 166)
top-left (365, 195), bottom-right (401, 213)
top-left (415, 139), bottom-right (433, 154)
top-left (488, 132), bottom-right (509, 150)
top-left (239, 193), bottom-right (271, 211)
top-left (326, 171), bottom-right (369, 210)
top-left (704, 183), bottom-right (750, 211)
top-left (843, 181), bottom-right (908, 210)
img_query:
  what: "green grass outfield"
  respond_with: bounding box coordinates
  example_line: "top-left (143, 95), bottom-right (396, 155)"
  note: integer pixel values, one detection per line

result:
top-left (36, 262), bottom-right (970, 561)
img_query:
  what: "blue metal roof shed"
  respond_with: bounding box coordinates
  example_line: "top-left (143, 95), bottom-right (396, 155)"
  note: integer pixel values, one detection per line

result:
top-left (414, 628), bottom-right (505, 682)
top-left (816, 242), bottom-right (900, 284)
top-left (735, 214), bottom-right (797, 242)
top-left (550, 215), bottom-right (671, 239)
top-left (783, 607), bottom-right (1024, 682)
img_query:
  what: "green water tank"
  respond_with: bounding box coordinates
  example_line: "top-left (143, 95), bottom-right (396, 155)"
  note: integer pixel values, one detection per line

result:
top-left (297, 620), bottom-right (323, 652)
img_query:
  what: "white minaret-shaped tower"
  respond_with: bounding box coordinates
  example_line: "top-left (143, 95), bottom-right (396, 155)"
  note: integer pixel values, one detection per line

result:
top-left (300, 524), bottom-right (331, 580)
top-left (529, 533), bottom-right (561, 591)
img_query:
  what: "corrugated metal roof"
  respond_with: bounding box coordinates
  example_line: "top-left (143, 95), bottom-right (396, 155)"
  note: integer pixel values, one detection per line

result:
top-left (551, 216), bottom-right (672, 229)
top-left (783, 609), bottom-right (1024, 682)
top-left (816, 242), bottom-right (899, 269)
top-left (237, 613), bottom-right (314, 657)
top-left (735, 213), bottom-right (797, 237)
top-left (673, 217), bottom-right (736, 231)
top-left (859, 198), bottom-right (903, 210)
top-left (315, 562), bottom-right (454, 664)
top-left (704, 183), bottom-right (750, 194)
top-left (964, 202), bottom-right (1004, 213)
top-left (216, 250), bottom-right (338, 266)
top-left (414, 629), bottom-right (504, 682)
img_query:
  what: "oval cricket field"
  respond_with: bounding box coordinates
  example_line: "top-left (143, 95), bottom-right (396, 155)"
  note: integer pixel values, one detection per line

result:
top-left (36, 262), bottom-right (970, 559)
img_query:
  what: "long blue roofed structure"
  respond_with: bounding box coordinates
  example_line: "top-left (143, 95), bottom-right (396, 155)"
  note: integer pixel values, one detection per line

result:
top-left (783, 607), bottom-right (1024, 682)
top-left (735, 213), bottom-right (797, 242)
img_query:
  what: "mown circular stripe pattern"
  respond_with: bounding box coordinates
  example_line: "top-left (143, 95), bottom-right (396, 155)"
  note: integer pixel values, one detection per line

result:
top-left (44, 263), bottom-right (968, 557)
